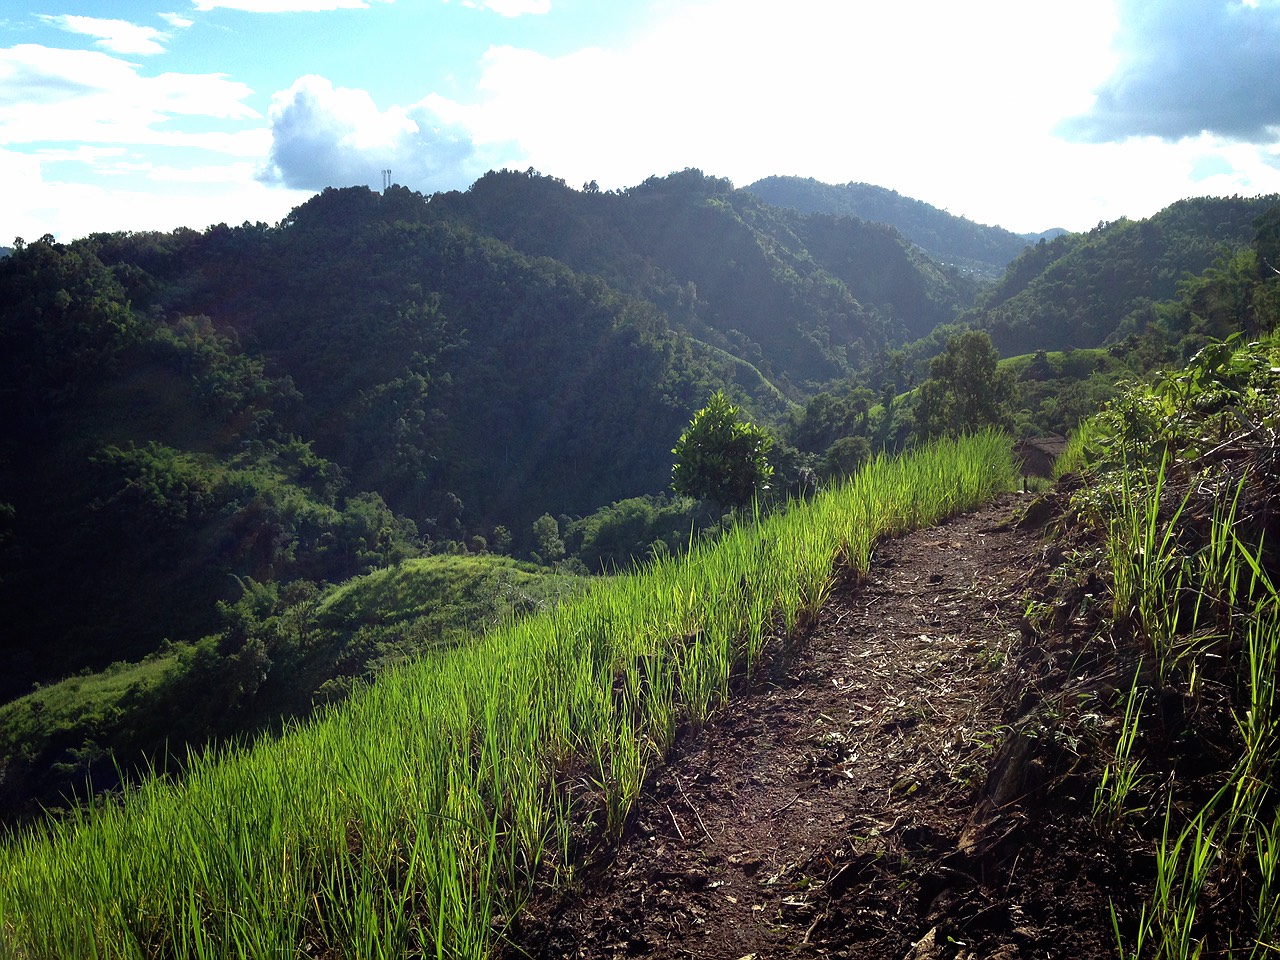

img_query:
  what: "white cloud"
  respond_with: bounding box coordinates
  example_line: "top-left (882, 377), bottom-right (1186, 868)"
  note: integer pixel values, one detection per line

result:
top-left (36, 15), bottom-right (170, 55)
top-left (420, 0), bottom-right (1280, 232)
top-left (0, 44), bottom-right (258, 148)
top-left (259, 74), bottom-right (518, 191)
top-left (160, 12), bottom-right (196, 29)
top-left (0, 135), bottom-right (310, 241)
top-left (454, 1), bottom-right (1115, 195)
top-left (0, 148), bottom-right (47, 242)
top-left (149, 160), bottom-right (268, 183)
top-left (0, 40), bottom-right (273, 241)
top-left (191, 0), bottom-right (374, 11)
top-left (5, 173), bottom-right (311, 242)
top-left (463, 0), bottom-right (551, 16)
top-left (0, 147), bottom-right (311, 243)
top-left (26, 144), bottom-right (130, 166)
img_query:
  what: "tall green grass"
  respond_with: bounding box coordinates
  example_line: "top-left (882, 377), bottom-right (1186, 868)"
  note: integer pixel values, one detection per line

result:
top-left (0, 431), bottom-right (1017, 959)
top-left (1101, 461), bottom-right (1280, 959)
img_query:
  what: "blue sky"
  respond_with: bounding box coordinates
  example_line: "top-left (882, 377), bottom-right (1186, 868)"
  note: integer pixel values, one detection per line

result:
top-left (3, 0), bottom-right (1280, 242)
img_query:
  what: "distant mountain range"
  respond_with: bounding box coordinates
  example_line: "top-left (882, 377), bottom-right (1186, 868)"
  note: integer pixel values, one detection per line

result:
top-left (744, 175), bottom-right (1066, 280)
top-left (428, 168), bottom-right (979, 376)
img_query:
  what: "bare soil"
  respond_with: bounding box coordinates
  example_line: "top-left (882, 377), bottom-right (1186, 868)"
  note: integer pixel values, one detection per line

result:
top-left (504, 493), bottom-right (1146, 960)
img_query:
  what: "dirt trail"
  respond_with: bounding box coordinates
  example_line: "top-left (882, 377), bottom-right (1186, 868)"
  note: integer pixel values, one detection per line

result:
top-left (505, 494), bottom-right (1123, 960)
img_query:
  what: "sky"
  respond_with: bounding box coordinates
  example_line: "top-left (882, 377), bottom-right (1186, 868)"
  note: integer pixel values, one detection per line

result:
top-left (3, 0), bottom-right (1280, 242)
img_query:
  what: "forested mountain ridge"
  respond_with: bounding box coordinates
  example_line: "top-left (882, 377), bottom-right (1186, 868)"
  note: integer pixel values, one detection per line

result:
top-left (963, 194), bottom-right (1280, 356)
top-left (0, 233), bottom-right (416, 698)
top-left (427, 168), bottom-right (978, 380)
top-left (126, 193), bottom-right (766, 525)
top-left (744, 175), bottom-right (1064, 279)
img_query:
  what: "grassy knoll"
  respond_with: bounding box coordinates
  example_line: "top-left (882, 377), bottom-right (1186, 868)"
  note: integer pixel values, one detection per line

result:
top-left (0, 431), bottom-right (1017, 959)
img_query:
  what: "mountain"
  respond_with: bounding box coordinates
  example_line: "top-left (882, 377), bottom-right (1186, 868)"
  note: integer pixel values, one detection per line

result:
top-left (427, 168), bottom-right (978, 380)
top-left (744, 175), bottom-right (1065, 279)
top-left (0, 232), bottom-right (421, 698)
top-left (963, 195), bottom-right (1280, 355)
top-left (0, 171), bottom-right (980, 697)
top-left (0, 213), bottom-right (725, 696)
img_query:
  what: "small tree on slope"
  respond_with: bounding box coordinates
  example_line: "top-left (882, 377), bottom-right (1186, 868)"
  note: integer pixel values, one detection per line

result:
top-left (672, 390), bottom-right (773, 514)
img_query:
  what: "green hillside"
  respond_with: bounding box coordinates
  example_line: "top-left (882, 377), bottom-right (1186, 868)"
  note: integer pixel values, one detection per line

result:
top-left (429, 168), bottom-right (977, 378)
top-left (964, 194), bottom-right (1280, 355)
top-left (0, 172), bottom-right (985, 701)
top-left (744, 174), bottom-right (1060, 278)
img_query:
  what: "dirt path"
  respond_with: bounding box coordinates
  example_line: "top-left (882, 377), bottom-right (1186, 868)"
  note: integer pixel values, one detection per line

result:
top-left (505, 495), bottom-right (1121, 960)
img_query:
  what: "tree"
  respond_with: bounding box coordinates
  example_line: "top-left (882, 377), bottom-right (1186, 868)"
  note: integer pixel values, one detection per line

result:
top-left (671, 391), bottom-right (773, 512)
top-left (820, 435), bottom-right (871, 481)
top-left (913, 330), bottom-right (1013, 441)
top-left (530, 513), bottom-right (565, 564)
